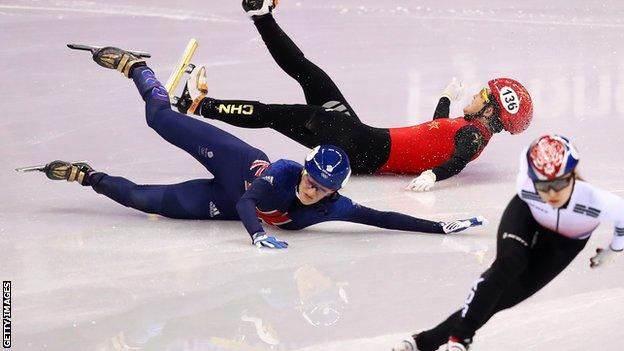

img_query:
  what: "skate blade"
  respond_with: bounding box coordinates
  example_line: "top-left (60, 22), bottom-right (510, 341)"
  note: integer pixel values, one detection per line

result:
top-left (15, 160), bottom-right (88, 173)
top-left (67, 43), bottom-right (151, 58)
top-left (164, 38), bottom-right (198, 97)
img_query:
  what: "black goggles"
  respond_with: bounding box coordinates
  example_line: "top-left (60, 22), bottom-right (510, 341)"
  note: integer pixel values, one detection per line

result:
top-left (533, 176), bottom-right (573, 192)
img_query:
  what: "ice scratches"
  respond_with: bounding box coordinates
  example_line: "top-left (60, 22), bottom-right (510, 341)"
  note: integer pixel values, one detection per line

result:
top-left (327, 5), bottom-right (624, 29)
top-left (294, 331), bottom-right (412, 351)
top-left (475, 288), bottom-right (624, 350)
top-left (399, 15), bottom-right (624, 29)
top-left (294, 289), bottom-right (624, 351)
top-left (0, 1), bottom-right (237, 23)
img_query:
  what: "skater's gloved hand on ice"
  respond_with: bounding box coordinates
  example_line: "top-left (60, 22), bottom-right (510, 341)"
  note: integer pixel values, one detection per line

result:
top-left (252, 231), bottom-right (289, 249)
top-left (406, 170), bottom-right (436, 192)
top-left (590, 246), bottom-right (620, 268)
top-left (441, 77), bottom-right (465, 102)
top-left (441, 216), bottom-right (489, 234)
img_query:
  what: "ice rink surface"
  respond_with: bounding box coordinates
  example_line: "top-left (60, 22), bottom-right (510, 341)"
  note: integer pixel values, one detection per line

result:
top-left (2, 1), bottom-right (624, 350)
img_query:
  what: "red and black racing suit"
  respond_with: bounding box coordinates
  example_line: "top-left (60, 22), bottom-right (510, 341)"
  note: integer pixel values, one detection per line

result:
top-left (195, 14), bottom-right (492, 179)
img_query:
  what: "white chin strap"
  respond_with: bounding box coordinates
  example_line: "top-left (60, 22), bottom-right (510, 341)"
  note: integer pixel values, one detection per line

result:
top-left (295, 185), bottom-right (304, 202)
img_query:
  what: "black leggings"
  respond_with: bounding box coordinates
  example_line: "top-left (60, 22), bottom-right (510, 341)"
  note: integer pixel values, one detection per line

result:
top-left (197, 14), bottom-right (390, 174)
top-left (416, 196), bottom-right (589, 351)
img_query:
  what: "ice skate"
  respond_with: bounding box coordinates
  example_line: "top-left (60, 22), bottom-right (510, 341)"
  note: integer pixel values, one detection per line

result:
top-left (44, 160), bottom-right (93, 185)
top-left (165, 38), bottom-right (199, 113)
top-left (173, 64), bottom-right (208, 115)
top-left (16, 160), bottom-right (94, 186)
top-left (242, 0), bottom-right (279, 18)
top-left (91, 46), bottom-right (146, 78)
top-left (447, 336), bottom-right (470, 351)
top-left (391, 339), bottom-right (417, 351)
top-left (391, 334), bottom-right (422, 351)
top-left (67, 43), bottom-right (151, 58)
top-left (164, 39), bottom-right (199, 105)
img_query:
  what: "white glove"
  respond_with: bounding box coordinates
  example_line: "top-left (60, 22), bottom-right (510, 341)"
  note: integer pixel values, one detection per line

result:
top-left (441, 77), bottom-right (465, 102)
top-left (442, 216), bottom-right (489, 234)
top-left (590, 246), bottom-right (620, 268)
top-left (406, 170), bottom-right (436, 192)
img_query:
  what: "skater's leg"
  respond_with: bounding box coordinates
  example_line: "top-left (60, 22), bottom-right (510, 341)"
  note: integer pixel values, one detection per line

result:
top-left (180, 64), bottom-right (320, 146)
top-left (176, 62), bottom-right (388, 173)
top-left (130, 66), bottom-right (269, 181)
top-left (417, 196), bottom-right (537, 350)
top-left (253, 14), bottom-right (359, 118)
top-left (200, 96), bottom-right (390, 173)
top-left (197, 96), bottom-right (329, 148)
top-left (417, 234), bottom-right (586, 351)
top-left (446, 195), bottom-right (538, 342)
top-left (417, 229), bottom-right (586, 351)
top-left (89, 172), bottom-right (237, 219)
top-left (488, 231), bottom-right (589, 313)
top-left (415, 311), bottom-right (463, 351)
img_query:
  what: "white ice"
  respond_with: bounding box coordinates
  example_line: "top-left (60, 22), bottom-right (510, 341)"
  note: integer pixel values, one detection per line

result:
top-left (1, 1), bottom-right (624, 350)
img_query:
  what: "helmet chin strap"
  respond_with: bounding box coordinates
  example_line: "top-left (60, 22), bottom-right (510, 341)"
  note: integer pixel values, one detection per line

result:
top-left (464, 103), bottom-right (504, 133)
top-left (489, 115), bottom-right (504, 133)
top-left (296, 172), bottom-right (305, 202)
top-left (464, 101), bottom-right (491, 121)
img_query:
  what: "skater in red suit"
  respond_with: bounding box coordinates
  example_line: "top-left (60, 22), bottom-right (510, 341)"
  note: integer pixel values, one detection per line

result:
top-left (175, 0), bottom-right (534, 192)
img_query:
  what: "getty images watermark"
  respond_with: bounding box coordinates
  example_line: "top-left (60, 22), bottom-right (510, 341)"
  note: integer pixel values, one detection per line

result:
top-left (2, 281), bottom-right (10, 349)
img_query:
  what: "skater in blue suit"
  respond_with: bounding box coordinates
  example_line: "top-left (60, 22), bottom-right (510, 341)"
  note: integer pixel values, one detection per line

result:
top-left (37, 47), bottom-right (486, 248)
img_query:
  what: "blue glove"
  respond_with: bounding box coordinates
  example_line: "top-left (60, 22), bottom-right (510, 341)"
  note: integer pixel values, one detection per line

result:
top-left (441, 216), bottom-right (488, 234)
top-left (252, 232), bottom-right (289, 249)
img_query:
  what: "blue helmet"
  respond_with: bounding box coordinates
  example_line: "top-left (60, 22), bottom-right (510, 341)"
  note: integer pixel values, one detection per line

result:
top-left (304, 145), bottom-right (351, 190)
top-left (527, 134), bottom-right (579, 181)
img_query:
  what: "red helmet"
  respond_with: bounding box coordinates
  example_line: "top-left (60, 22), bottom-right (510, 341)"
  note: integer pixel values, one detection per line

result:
top-left (487, 78), bottom-right (533, 134)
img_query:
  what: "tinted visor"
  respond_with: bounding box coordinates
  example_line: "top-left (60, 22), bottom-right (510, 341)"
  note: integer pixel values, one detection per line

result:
top-left (533, 175), bottom-right (573, 192)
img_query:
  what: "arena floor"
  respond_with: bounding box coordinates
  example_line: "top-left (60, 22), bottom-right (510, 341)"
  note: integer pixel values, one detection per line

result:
top-left (2, 1), bottom-right (624, 350)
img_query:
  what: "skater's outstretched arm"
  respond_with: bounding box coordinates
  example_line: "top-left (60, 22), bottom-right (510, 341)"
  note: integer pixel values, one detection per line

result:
top-left (406, 126), bottom-right (485, 192)
top-left (433, 78), bottom-right (465, 120)
top-left (336, 197), bottom-right (486, 234)
top-left (587, 187), bottom-right (624, 267)
top-left (432, 97), bottom-right (451, 120)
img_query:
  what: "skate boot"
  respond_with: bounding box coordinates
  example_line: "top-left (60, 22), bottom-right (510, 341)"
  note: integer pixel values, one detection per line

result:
top-left (92, 46), bottom-right (146, 78)
top-left (242, 0), bottom-right (279, 18)
top-left (174, 64), bottom-right (208, 115)
top-left (392, 334), bottom-right (422, 351)
top-left (447, 336), bottom-right (470, 351)
top-left (392, 339), bottom-right (416, 351)
top-left (44, 160), bottom-right (94, 186)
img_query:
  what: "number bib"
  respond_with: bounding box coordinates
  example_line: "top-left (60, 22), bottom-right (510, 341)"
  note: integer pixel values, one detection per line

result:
top-left (499, 86), bottom-right (520, 114)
